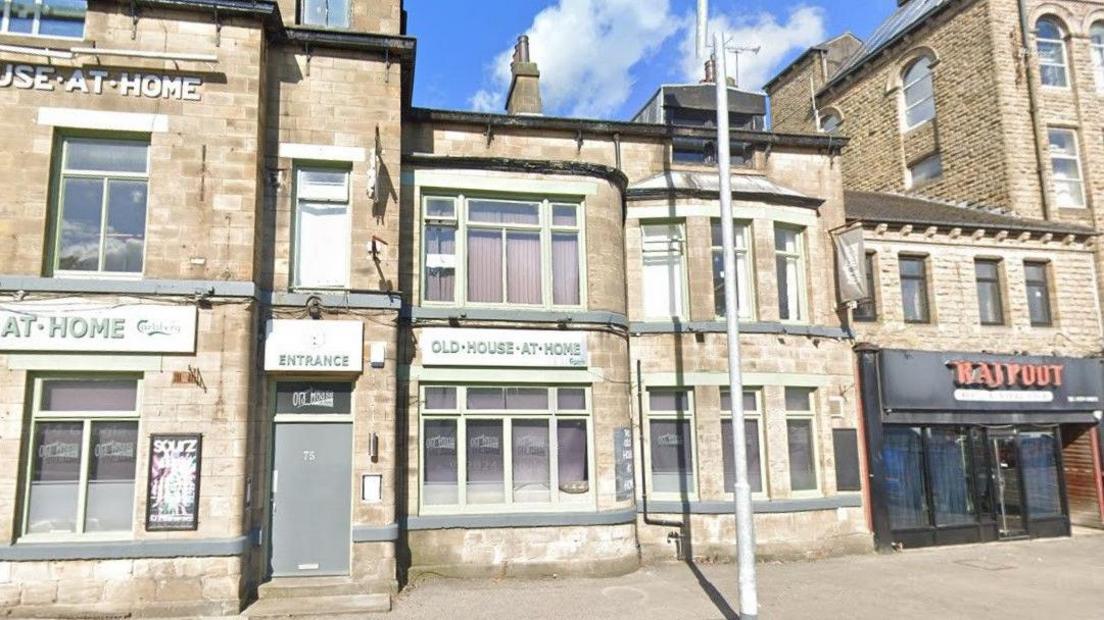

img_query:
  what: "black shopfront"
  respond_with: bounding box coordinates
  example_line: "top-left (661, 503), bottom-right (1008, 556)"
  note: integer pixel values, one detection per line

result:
top-left (858, 348), bottom-right (1104, 550)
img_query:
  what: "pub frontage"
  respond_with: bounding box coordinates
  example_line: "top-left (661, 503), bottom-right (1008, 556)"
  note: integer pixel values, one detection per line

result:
top-left (858, 348), bottom-right (1104, 549)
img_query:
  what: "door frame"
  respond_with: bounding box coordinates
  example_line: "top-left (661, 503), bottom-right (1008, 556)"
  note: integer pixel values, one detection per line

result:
top-left (265, 378), bottom-right (357, 580)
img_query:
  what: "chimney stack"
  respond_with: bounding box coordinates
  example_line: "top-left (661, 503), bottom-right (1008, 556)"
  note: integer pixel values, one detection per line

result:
top-left (506, 36), bottom-right (543, 116)
top-left (701, 58), bottom-right (716, 84)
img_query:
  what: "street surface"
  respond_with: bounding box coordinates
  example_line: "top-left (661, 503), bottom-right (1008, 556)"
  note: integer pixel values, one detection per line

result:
top-left (390, 529), bottom-right (1104, 619)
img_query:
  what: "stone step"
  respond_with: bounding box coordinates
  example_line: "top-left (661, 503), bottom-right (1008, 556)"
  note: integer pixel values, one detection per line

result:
top-left (256, 577), bottom-right (364, 599)
top-left (242, 593), bottom-right (391, 618)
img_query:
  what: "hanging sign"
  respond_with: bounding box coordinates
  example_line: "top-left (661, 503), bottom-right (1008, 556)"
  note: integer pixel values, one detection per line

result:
top-left (834, 226), bottom-right (868, 304)
top-left (146, 434), bottom-right (202, 532)
top-left (264, 320), bottom-right (364, 372)
top-left (614, 427), bottom-right (635, 502)
top-left (0, 64), bottom-right (203, 100)
top-left (419, 328), bottom-right (588, 368)
top-left (0, 299), bottom-right (197, 353)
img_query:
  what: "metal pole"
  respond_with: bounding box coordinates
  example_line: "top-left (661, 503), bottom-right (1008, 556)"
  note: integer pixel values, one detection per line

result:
top-left (714, 30), bottom-right (759, 620)
top-left (697, 0), bottom-right (709, 60)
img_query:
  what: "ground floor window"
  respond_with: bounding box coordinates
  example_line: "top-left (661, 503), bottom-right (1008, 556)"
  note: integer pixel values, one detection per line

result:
top-left (785, 387), bottom-right (819, 493)
top-left (23, 377), bottom-right (140, 536)
top-left (720, 389), bottom-right (765, 495)
top-left (646, 390), bottom-right (695, 497)
top-left (420, 385), bottom-right (592, 512)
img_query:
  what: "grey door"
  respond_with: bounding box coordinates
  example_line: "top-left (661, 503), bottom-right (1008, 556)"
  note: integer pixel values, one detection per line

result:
top-left (271, 423), bottom-right (352, 576)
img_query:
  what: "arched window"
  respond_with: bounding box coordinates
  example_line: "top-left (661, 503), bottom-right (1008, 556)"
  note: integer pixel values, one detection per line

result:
top-left (902, 57), bottom-right (935, 129)
top-left (1036, 17), bottom-right (1069, 88)
top-left (1091, 22), bottom-right (1104, 92)
top-left (820, 112), bottom-right (842, 135)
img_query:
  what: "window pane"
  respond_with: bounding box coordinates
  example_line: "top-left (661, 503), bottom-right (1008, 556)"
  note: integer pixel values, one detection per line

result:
top-left (424, 387), bottom-right (457, 410)
top-left (466, 388), bottom-right (505, 410)
top-left (777, 256), bottom-right (802, 321)
top-left (557, 388), bottom-right (586, 411)
top-left (65, 139), bottom-right (148, 174)
top-left (558, 419), bottom-right (590, 497)
top-left (650, 419), bottom-right (694, 494)
top-left (552, 232), bottom-right (580, 306)
top-left (298, 169), bottom-right (349, 201)
top-left (58, 177), bottom-right (104, 272)
top-left (512, 420), bottom-right (550, 503)
top-left (425, 197), bottom-right (456, 219)
top-left (882, 427), bottom-right (930, 529)
top-left (42, 380), bottom-right (138, 412)
top-left (39, 0), bottom-right (86, 37)
top-left (899, 257), bottom-right (926, 277)
top-left (722, 419), bottom-right (763, 494)
top-left (774, 228), bottom-right (798, 253)
top-left (469, 201), bottom-right (539, 225)
top-left (720, 391), bottom-right (758, 413)
top-left (467, 229), bottom-right (503, 303)
top-left (977, 282), bottom-right (1003, 324)
top-left (8, 0), bottom-right (36, 33)
top-left (26, 422), bottom-right (84, 534)
top-left (424, 225), bottom-right (456, 302)
top-left (925, 428), bottom-right (975, 526)
top-left (974, 261), bottom-right (999, 280)
top-left (1048, 129), bottom-right (1078, 157)
top-left (302, 0), bottom-right (349, 28)
top-left (505, 387), bottom-right (549, 410)
top-left (643, 253), bottom-right (683, 318)
top-left (1037, 18), bottom-right (1064, 40)
top-left (552, 205), bottom-right (578, 227)
top-left (787, 419), bottom-right (817, 491)
top-left (506, 231), bottom-right (542, 305)
top-left (423, 420), bottom-right (458, 505)
top-left (103, 180), bottom-right (147, 273)
top-left (84, 422), bottom-right (138, 532)
top-left (466, 420), bottom-right (504, 504)
top-left (909, 154), bottom-right (942, 186)
top-left (785, 387), bottom-right (813, 411)
top-left (649, 391), bottom-right (689, 413)
top-left (1052, 158), bottom-right (1081, 180)
top-left (1026, 264), bottom-right (1052, 326)
top-left (1020, 431), bottom-right (1063, 518)
top-left (295, 202), bottom-right (349, 288)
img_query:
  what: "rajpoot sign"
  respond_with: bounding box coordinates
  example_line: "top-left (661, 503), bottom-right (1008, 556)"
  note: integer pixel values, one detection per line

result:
top-left (0, 299), bottom-right (197, 353)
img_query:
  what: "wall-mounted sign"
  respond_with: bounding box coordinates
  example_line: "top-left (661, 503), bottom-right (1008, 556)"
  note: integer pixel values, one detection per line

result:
top-left (0, 64), bottom-right (203, 100)
top-left (275, 382), bottom-right (353, 415)
top-left (419, 328), bottom-right (588, 368)
top-left (0, 299), bottom-right (197, 353)
top-left (614, 427), bottom-right (634, 502)
top-left (879, 349), bottom-right (1104, 413)
top-left (146, 434), bottom-right (202, 532)
top-left (264, 320), bottom-right (363, 373)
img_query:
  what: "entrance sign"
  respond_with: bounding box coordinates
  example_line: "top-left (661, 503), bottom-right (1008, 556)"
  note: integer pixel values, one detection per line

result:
top-left (146, 434), bottom-right (202, 531)
top-left (264, 320), bottom-right (363, 372)
top-left (419, 328), bottom-right (588, 368)
top-left (275, 382), bottom-right (354, 415)
top-left (0, 299), bottom-right (197, 353)
top-left (0, 64), bottom-right (203, 101)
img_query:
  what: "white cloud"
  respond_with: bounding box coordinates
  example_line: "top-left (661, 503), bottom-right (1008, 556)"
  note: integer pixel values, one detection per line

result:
top-left (679, 6), bottom-right (828, 92)
top-left (469, 0), bottom-right (679, 118)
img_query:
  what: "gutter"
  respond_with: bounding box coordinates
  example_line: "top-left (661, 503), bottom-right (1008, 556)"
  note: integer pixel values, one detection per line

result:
top-left (1016, 0), bottom-right (1052, 220)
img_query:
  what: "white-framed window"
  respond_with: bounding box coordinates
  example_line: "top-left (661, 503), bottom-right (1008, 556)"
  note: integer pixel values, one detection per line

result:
top-left (784, 387), bottom-right (819, 494)
top-left (711, 219), bottom-right (755, 320)
top-left (300, 0), bottom-right (349, 29)
top-left (907, 153), bottom-right (943, 188)
top-left (22, 377), bottom-right (140, 539)
top-left (421, 195), bottom-right (584, 309)
top-left (641, 222), bottom-right (688, 320)
top-left (645, 389), bottom-right (696, 498)
top-left (1092, 22), bottom-right (1104, 93)
top-left (901, 56), bottom-right (936, 129)
top-left (820, 112), bottom-right (842, 135)
top-left (293, 166), bottom-right (351, 289)
top-left (1, 0), bottom-right (85, 38)
top-left (1047, 128), bottom-right (1085, 208)
top-left (1036, 17), bottom-right (1069, 88)
top-left (420, 385), bottom-right (593, 513)
top-left (720, 389), bottom-right (766, 497)
top-left (54, 136), bottom-right (150, 277)
top-left (774, 225), bottom-right (807, 322)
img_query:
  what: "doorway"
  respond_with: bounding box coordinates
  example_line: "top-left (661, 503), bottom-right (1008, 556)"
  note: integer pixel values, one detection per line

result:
top-left (989, 430), bottom-right (1027, 538)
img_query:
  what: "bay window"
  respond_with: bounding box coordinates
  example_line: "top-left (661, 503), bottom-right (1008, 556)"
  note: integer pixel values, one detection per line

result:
top-left (721, 390), bottom-right (765, 495)
top-left (54, 137), bottom-right (149, 276)
top-left (293, 166), bottom-right (351, 289)
top-left (711, 220), bottom-right (755, 320)
top-left (641, 223), bottom-right (687, 319)
top-left (646, 390), bottom-right (695, 497)
top-left (23, 378), bottom-right (140, 537)
top-left (2, 0), bottom-right (85, 37)
top-left (774, 226), bottom-right (806, 322)
top-left (421, 195), bottom-right (584, 309)
top-left (420, 386), bottom-right (592, 512)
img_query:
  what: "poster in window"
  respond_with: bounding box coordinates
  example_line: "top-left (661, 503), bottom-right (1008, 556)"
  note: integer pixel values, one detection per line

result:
top-left (145, 434), bottom-right (202, 531)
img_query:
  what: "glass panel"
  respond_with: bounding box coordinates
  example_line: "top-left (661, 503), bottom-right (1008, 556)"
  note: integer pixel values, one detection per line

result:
top-left (558, 419), bottom-right (590, 498)
top-left (774, 228), bottom-right (798, 253)
top-left (906, 98), bottom-right (936, 128)
top-left (1053, 180), bottom-right (1085, 207)
top-left (785, 387), bottom-right (813, 412)
top-left (38, 0), bottom-right (86, 37)
top-left (84, 422), bottom-right (138, 532)
top-left (1092, 23), bottom-right (1104, 46)
top-left (468, 201), bottom-right (539, 225)
top-left (552, 205), bottom-right (578, 227)
top-left (722, 419), bottom-right (763, 494)
top-left (425, 197), bottom-right (456, 219)
top-left (467, 229), bottom-right (503, 303)
top-left (424, 225), bottom-right (456, 302)
top-left (1025, 264), bottom-right (1052, 326)
top-left (650, 419), bottom-right (694, 494)
top-left (777, 256), bottom-right (797, 320)
top-left (295, 202), bottom-right (349, 288)
top-left (643, 253), bottom-right (683, 318)
top-left (1048, 130), bottom-right (1078, 157)
top-left (42, 380), bottom-right (138, 412)
top-left (424, 387), bottom-right (457, 410)
top-left (301, 0), bottom-right (349, 28)
top-left (909, 154), bottom-right (942, 185)
top-left (423, 420), bottom-right (458, 505)
top-left (65, 139), bottom-right (148, 174)
top-left (7, 0), bottom-right (36, 33)
top-left (298, 169), bottom-right (349, 200)
top-left (975, 261), bottom-right (999, 280)
top-left (1036, 18), bottom-right (1064, 40)
top-left (466, 388), bottom-right (505, 410)
top-left (899, 257), bottom-right (926, 277)
top-left (551, 232), bottom-right (580, 306)
top-left (58, 177), bottom-right (104, 272)
top-left (504, 387), bottom-right (549, 410)
top-left (26, 422), bottom-right (84, 534)
top-left (787, 419), bottom-right (817, 491)
top-left (925, 428), bottom-right (976, 526)
top-left (883, 427), bottom-right (930, 529)
top-left (649, 391), bottom-right (689, 413)
top-left (506, 231), bottom-right (542, 305)
top-left (720, 391), bottom-right (758, 413)
top-left (1021, 431), bottom-right (1063, 519)
top-left (103, 180), bottom-right (147, 273)
top-left (512, 420), bottom-right (550, 503)
top-left (1052, 158), bottom-right (1082, 180)
top-left (1037, 41), bottom-right (1066, 66)
top-left (556, 388), bottom-right (586, 411)
top-left (466, 420), bottom-right (504, 504)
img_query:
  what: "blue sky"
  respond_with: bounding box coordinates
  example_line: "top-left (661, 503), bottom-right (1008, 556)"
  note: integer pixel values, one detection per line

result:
top-left (406, 0), bottom-right (898, 120)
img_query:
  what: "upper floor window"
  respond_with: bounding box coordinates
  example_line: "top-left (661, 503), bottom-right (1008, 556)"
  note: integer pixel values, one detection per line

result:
top-left (1036, 17), bottom-right (1069, 88)
top-left (294, 167), bottom-right (350, 289)
top-left (422, 196), bottom-right (583, 309)
top-left (301, 0), bottom-right (349, 29)
top-left (1, 0), bottom-right (85, 38)
top-left (710, 220), bottom-right (754, 320)
top-left (774, 226), bottom-right (806, 322)
top-left (641, 223), bottom-right (687, 320)
top-left (1047, 128), bottom-right (1085, 208)
top-left (54, 137), bottom-right (149, 276)
top-left (1092, 23), bottom-right (1104, 92)
top-left (974, 259), bottom-right (1005, 326)
top-left (820, 112), bottom-right (842, 136)
top-left (899, 255), bottom-right (930, 323)
top-left (902, 57), bottom-right (935, 129)
top-left (853, 252), bottom-right (878, 322)
top-left (1024, 261), bottom-right (1053, 327)
top-left (907, 153), bottom-right (943, 188)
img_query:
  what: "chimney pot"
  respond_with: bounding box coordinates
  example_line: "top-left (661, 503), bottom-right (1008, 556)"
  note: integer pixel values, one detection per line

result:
top-left (515, 35), bottom-right (531, 63)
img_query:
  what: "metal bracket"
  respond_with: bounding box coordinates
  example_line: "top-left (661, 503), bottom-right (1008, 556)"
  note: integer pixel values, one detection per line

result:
top-left (129, 0), bottom-right (139, 40)
top-left (575, 129), bottom-right (584, 152)
top-left (305, 43), bottom-right (312, 77)
top-left (384, 49), bottom-right (392, 84)
top-left (484, 121), bottom-right (495, 147)
top-left (214, 9), bottom-right (223, 48)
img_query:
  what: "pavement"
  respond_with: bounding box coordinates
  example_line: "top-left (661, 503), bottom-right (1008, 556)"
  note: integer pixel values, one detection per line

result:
top-left (388, 528), bottom-right (1104, 619)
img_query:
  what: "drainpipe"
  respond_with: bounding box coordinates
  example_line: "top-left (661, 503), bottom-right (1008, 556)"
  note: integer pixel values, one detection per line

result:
top-left (1017, 0), bottom-right (1052, 220)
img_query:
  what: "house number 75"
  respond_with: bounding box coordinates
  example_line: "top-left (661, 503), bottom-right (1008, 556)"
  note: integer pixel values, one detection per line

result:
top-left (303, 450), bottom-right (316, 461)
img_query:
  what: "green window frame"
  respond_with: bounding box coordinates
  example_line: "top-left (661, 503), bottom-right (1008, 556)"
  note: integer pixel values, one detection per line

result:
top-left (644, 389), bottom-right (697, 500)
top-left (720, 388), bottom-right (767, 498)
top-left (710, 219), bottom-right (755, 320)
top-left (784, 387), bottom-right (820, 496)
top-left (774, 225), bottom-right (808, 323)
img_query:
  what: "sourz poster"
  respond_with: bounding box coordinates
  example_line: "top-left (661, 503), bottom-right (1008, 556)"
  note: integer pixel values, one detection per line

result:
top-left (146, 434), bottom-right (202, 531)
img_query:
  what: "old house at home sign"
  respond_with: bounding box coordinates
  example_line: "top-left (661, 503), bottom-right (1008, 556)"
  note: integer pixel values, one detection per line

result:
top-left (146, 434), bottom-right (202, 531)
top-left (419, 328), bottom-right (589, 368)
